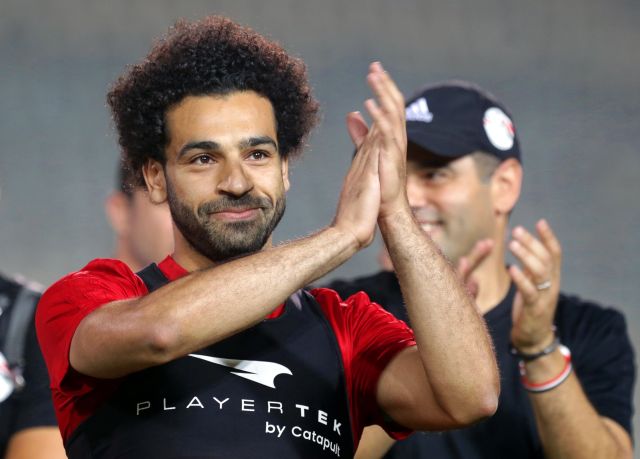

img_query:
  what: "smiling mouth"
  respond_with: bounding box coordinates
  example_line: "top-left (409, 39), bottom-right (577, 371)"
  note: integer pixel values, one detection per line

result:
top-left (417, 221), bottom-right (442, 234)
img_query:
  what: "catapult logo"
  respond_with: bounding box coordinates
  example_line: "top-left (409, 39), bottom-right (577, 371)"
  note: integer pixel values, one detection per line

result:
top-left (188, 354), bottom-right (292, 389)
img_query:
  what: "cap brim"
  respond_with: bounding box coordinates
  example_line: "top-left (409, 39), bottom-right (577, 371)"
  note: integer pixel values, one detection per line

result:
top-left (406, 121), bottom-right (477, 158)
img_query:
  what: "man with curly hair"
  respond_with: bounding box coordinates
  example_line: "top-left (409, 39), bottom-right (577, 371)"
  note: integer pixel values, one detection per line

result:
top-left (36, 16), bottom-right (499, 458)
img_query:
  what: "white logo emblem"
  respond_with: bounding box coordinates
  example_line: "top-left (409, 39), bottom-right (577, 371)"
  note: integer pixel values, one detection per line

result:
top-left (483, 107), bottom-right (515, 151)
top-left (405, 97), bottom-right (434, 123)
top-left (0, 352), bottom-right (15, 403)
top-left (189, 354), bottom-right (293, 389)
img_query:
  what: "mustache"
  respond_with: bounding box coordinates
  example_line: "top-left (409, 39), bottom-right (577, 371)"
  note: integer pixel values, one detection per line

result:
top-left (198, 194), bottom-right (273, 216)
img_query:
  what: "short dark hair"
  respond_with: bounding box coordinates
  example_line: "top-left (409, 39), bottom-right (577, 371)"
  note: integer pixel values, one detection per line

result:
top-left (108, 16), bottom-right (320, 187)
top-left (116, 159), bottom-right (134, 197)
top-left (471, 151), bottom-right (502, 182)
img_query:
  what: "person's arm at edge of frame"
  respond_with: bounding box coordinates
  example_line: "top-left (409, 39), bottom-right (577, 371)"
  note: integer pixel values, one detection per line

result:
top-left (509, 221), bottom-right (633, 459)
top-left (352, 63), bottom-right (499, 431)
top-left (5, 428), bottom-right (67, 459)
top-left (353, 425), bottom-right (394, 459)
top-left (5, 316), bottom-right (67, 459)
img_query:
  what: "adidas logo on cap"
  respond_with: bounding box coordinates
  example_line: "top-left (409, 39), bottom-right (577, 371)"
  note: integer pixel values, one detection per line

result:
top-left (405, 97), bottom-right (434, 123)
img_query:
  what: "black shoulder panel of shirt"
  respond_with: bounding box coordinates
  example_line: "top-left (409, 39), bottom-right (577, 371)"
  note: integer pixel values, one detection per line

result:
top-left (325, 271), bottom-right (401, 308)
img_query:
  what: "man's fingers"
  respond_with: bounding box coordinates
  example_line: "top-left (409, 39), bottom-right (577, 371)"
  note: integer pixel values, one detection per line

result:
top-left (364, 98), bottom-right (392, 138)
top-left (456, 240), bottom-right (493, 298)
top-left (508, 239), bottom-right (547, 284)
top-left (508, 265), bottom-right (538, 305)
top-left (512, 226), bottom-right (551, 267)
top-left (369, 62), bottom-right (405, 117)
top-left (511, 225), bottom-right (558, 286)
top-left (457, 256), bottom-right (470, 279)
top-left (455, 257), bottom-right (480, 299)
top-left (367, 72), bottom-right (397, 121)
top-left (346, 111), bottom-right (369, 148)
top-left (364, 63), bottom-right (407, 159)
top-left (365, 96), bottom-right (402, 164)
top-left (367, 63), bottom-right (405, 132)
top-left (536, 219), bottom-right (562, 264)
top-left (345, 121), bottom-right (380, 183)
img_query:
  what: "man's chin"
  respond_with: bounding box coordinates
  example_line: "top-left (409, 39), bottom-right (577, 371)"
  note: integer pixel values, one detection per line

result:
top-left (201, 233), bottom-right (270, 261)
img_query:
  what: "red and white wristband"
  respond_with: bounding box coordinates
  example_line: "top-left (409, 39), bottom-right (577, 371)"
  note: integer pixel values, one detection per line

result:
top-left (518, 344), bottom-right (572, 393)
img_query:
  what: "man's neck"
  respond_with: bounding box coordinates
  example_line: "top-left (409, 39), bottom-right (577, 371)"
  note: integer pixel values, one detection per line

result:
top-left (172, 243), bottom-right (216, 272)
top-left (112, 242), bottom-right (143, 273)
top-left (171, 233), bottom-right (275, 273)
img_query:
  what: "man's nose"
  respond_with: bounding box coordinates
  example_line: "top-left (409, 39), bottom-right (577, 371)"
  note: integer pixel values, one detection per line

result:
top-left (216, 160), bottom-right (253, 196)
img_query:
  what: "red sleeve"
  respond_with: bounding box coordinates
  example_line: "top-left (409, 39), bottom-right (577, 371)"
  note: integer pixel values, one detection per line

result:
top-left (35, 258), bottom-right (147, 438)
top-left (36, 259), bottom-right (146, 391)
top-left (310, 288), bottom-right (416, 446)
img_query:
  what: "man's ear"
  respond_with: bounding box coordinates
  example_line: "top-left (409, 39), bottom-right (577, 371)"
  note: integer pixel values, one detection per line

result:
top-left (281, 156), bottom-right (290, 192)
top-left (491, 158), bottom-right (522, 215)
top-left (142, 159), bottom-right (168, 204)
top-left (104, 191), bottom-right (130, 237)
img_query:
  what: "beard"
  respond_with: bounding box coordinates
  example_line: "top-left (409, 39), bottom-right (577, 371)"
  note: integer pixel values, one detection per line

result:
top-left (166, 181), bottom-right (286, 262)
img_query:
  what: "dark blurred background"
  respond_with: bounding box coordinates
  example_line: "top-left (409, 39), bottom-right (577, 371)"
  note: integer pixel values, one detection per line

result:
top-left (1, 0), bottom-right (638, 446)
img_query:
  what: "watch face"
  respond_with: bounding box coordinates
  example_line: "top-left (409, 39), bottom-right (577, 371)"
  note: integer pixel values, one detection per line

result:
top-left (0, 352), bottom-right (15, 403)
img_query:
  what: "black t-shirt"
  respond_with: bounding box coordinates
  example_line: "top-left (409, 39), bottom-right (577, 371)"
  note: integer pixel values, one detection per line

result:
top-left (0, 275), bottom-right (58, 457)
top-left (328, 271), bottom-right (636, 458)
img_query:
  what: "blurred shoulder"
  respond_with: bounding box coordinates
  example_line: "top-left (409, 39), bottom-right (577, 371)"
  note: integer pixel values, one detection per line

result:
top-left (556, 292), bottom-right (631, 347)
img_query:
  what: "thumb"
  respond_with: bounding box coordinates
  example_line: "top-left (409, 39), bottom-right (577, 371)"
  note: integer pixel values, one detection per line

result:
top-left (346, 111), bottom-right (369, 148)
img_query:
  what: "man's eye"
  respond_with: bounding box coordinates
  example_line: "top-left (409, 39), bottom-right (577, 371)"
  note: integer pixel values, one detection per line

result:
top-left (248, 151), bottom-right (268, 161)
top-left (193, 155), bottom-right (213, 164)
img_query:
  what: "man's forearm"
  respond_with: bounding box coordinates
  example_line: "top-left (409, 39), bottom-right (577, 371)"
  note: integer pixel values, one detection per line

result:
top-left (525, 352), bottom-right (632, 459)
top-left (379, 209), bottom-right (499, 421)
top-left (72, 226), bottom-right (360, 378)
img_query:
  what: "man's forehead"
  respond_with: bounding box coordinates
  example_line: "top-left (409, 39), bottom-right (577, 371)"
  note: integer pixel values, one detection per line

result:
top-left (165, 92), bottom-right (277, 149)
top-left (167, 91), bottom-right (275, 121)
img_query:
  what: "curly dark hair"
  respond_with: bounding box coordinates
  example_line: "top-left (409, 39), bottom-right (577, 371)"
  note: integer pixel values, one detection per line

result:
top-left (108, 16), bottom-right (320, 187)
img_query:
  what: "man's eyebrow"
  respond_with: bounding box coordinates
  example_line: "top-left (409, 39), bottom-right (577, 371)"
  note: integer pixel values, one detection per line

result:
top-left (177, 137), bottom-right (278, 159)
top-left (239, 136), bottom-right (278, 151)
top-left (178, 141), bottom-right (221, 159)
